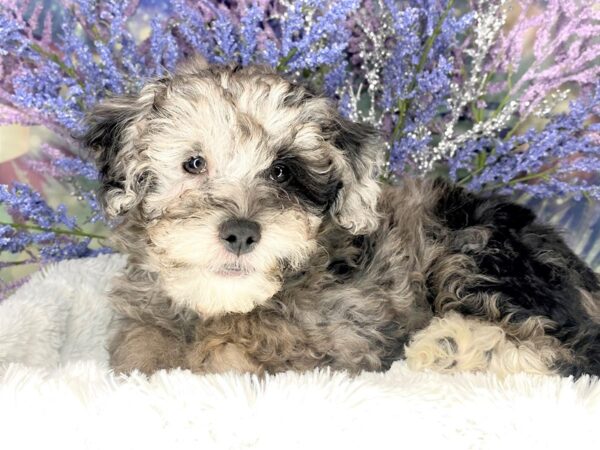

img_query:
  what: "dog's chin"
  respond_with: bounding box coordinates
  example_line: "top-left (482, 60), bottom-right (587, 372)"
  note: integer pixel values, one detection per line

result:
top-left (160, 266), bottom-right (282, 316)
top-left (211, 263), bottom-right (256, 278)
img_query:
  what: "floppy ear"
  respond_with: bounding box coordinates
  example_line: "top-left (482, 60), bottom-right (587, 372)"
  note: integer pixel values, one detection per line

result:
top-left (330, 117), bottom-right (382, 234)
top-left (82, 80), bottom-right (167, 218)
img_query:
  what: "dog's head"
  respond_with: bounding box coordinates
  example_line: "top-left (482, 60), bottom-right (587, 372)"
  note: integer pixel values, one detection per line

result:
top-left (84, 58), bottom-right (381, 315)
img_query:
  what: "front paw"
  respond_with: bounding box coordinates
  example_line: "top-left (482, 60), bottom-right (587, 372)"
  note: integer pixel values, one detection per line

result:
top-left (110, 323), bottom-right (186, 375)
top-left (404, 312), bottom-right (503, 373)
top-left (404, 312), bottom-right (558, 377)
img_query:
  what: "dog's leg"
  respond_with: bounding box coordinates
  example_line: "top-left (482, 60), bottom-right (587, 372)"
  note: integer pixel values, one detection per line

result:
top-left (404, 312), bottom-right (562, 377)
top-left (109, 321), bottom-right (186, 375)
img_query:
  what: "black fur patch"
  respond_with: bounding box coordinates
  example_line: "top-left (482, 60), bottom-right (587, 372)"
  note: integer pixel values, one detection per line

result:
top-left (267, 156), bottom-right (341, 212)
top-left (327, 259), bottom-right (352, 279)
top-left (326, 234), bottom-right (376, 282)
top-left (431, 179), bottom-right (600, 376)
top-left (433, 178), bottom-right (537, 231)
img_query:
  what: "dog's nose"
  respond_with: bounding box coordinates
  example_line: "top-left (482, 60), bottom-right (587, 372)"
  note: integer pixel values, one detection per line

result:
top-left (218, 219), bottom-right (261, 255)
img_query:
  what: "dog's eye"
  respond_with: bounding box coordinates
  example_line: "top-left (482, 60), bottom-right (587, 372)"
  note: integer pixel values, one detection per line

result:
top-left (270, 163), bottom-right (291, 183)
top-left (183, 156), bottom-right (207, 174)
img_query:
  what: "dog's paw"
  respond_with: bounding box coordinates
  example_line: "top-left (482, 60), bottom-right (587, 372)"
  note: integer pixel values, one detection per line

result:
top-left (404, 312), bottom-right (503, 373)
top-left (404, 312), bottom-right (560, 377)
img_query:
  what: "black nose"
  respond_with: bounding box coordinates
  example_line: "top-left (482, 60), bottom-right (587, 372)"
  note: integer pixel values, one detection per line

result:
top-left (218, 219), bottom-right (261, 255)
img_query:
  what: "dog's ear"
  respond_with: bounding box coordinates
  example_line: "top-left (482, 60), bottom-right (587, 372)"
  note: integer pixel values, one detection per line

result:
top-left (330, 117), bottom-right (382, 234)
top-left (82, 80), bottom-right (168, 218)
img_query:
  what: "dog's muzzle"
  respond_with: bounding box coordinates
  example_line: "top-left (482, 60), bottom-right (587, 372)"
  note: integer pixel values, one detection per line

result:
top-left (218, 218), bottom-right (261, 256)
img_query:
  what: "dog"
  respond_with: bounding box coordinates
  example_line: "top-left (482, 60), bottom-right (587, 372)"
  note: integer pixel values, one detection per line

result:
top-left (83, 58), bottom-right (600, 378)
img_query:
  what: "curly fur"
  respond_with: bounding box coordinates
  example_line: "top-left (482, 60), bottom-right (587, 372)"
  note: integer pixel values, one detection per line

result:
top-left (82, 59), bottom-right (600, 378)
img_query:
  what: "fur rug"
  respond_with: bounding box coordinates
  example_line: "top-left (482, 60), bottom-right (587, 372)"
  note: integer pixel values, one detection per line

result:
top-left (1, 255), bottom-right (599, 449)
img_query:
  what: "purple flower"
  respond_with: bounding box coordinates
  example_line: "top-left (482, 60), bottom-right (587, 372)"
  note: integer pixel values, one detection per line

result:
top-left (0, 225), bottom-right (32, 254)
top-left (212, 11), bottom-right (238, 64)
top-left (239, 3), bottom-right (264, 65)
top-left (0, 183), bottom-right (76, 230)
top-left (449, 81), bottom-right (600, 200)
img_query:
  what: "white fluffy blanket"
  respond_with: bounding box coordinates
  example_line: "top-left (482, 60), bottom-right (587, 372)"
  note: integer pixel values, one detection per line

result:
top-left (1, 255), bottom-right (599, 449)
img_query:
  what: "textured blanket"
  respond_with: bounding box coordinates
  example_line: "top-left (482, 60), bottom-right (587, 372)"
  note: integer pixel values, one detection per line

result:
top-left (1, 254), bottom-right (599, 449)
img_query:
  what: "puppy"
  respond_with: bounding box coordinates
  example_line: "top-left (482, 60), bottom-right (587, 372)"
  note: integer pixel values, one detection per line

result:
top-left (83, 58), bottom-right (600, 378)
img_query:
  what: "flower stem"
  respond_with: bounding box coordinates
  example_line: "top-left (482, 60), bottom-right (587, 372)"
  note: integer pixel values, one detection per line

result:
top-left (503, 118), bottom-right (525, 140)
top-left (30, 44), bottom-right (79, 80)
top-left (485, 166), bottom-right (557, 191)
top-left (508, 167), bottom-right (557, 185)
top-left (0, 259), bottom-right (38, 268)
top-left (276, 48), bottom-right (298, 72)
top-left (0, 221), bottom-right (107, 240)
top-left (457, 164), bottom-right (485, 186)
top-left (393, 0), bottom-right (456, 139)
top-left (493, 71), bottom-right (513, 118)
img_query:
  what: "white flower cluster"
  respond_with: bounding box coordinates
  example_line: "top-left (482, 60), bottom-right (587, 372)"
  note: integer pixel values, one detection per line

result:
top-left (419, 0), bottom-right (511, 173)
top-left (342, 0), bottom-right (393, 129)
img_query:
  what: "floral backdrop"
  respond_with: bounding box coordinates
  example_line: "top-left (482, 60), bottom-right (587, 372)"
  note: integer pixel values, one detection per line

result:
top-left (1, 0), bottom-right (599, 298)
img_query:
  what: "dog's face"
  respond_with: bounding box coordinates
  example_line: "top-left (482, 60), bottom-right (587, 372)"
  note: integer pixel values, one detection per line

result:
top-left (84, 59), bottom-right (381, 316)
